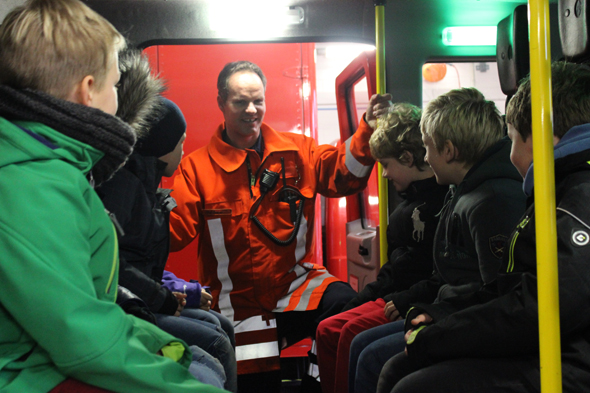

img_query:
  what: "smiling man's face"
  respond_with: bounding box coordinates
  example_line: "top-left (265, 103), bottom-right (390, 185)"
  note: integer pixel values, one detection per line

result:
top-left (218, 71), bottom-right (266, 149)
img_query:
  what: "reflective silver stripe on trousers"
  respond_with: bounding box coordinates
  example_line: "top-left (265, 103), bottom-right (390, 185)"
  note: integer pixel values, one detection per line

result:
top-left (307, 363), bottom-right (320, 380)
top-left (306, 339), bottom-right (320, 379)
top-left (207, 218), bottom-right (235, 322)
top-left (236, 342), bottom-right (280, 362)
top-left (345, 137), bottom-right (372, 178)
top-left (234, 316), bottom-right (279, 361)
top-left (234, 315), bottom-right (277, 334)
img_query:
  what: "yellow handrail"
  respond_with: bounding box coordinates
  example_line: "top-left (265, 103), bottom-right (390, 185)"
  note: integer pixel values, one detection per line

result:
top-left (528, 0), bottom-right (562, 391)
top-left (375, 1), bottom-right (388, 267)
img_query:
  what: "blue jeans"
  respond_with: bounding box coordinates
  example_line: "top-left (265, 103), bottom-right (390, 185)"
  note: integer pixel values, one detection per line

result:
top-left (156, 313), bottom-right (237, 392)
top-left (182, 308), bottom-right (236, 349)
top-left (188, 345), bottom-right (226, 389)
top-left (349, 320), bottom-right (406, 393)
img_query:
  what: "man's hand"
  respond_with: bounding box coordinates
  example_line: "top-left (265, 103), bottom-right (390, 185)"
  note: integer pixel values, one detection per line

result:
top-left (365, 93), bottom-right (393, 128)
top-left (172, 292), bottom-right (187, 316)
top-left (384, 300), bottom-right (402, 321)
top-left (200, 288), bottom-right (213, 311)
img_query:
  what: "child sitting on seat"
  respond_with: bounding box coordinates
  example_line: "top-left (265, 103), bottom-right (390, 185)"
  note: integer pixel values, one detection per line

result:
top-left (379, 61), bottom-right (590, 393)
top-left (316, 102), bottom-right (449, 393)
top-left (0, 1), bottom-right (225, 392)
top-left (350, 88), bottom-right (526, 393)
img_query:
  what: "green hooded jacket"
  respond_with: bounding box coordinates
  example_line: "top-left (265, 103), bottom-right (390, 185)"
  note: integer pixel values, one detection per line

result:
top-left (0, 117), bottom-right (225, 393)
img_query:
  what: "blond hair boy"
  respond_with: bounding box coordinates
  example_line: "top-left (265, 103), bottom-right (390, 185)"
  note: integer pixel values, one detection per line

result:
top-left (0, 1), bottom-right (223, 392)
top-left (349, 88), bottom-right (526, 393)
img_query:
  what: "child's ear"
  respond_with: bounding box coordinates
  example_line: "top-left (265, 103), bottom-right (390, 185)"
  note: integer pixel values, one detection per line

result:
top-left (68, 75), bottom-right (95, 107)
top-left (401, 151), bottom-right (414, 167)
top-left (442, 140), bottom-right (458, 163)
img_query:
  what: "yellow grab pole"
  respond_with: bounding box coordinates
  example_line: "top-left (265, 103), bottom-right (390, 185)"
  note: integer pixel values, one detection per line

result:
top-left (528, 0), bottom-right (562, 391)
top-left (375, 0), bottom-right (388, 267)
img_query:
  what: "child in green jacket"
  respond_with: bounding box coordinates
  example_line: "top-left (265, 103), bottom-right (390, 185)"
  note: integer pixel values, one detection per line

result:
top-left (0, 0), bottom-right (226, 392)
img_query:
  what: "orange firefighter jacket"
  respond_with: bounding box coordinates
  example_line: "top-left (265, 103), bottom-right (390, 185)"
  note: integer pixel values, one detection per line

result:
top-left (169, 119), bottom-right (375, 374)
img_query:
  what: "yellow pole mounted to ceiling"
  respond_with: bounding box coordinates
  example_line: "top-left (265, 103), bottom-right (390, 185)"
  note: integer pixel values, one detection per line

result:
top-left (528, 0), bottom-right (562, 391)
top-left (375, 0), bottom-right (388, 267)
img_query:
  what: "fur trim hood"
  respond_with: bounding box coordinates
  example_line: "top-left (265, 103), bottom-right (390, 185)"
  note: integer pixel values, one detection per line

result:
top-left (116, 49), bottom-right (166, 139)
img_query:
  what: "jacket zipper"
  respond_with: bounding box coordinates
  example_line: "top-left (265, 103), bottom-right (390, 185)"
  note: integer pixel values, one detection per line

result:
top-left (246, 156), bottom-right (255, 198)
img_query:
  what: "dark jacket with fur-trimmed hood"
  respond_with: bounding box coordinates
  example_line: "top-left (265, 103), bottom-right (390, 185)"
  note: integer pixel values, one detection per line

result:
top-left (96, 50), bottom-right (183, 315)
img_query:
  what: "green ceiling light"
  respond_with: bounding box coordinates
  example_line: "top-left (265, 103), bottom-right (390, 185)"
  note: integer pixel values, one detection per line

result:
top-left (442, 26), bottom-right (497, 46)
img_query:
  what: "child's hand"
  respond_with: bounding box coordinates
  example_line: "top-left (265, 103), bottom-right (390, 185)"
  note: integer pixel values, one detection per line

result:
top-left (200, 288), bottom-right (213, 311)
top-left (172, 292), bottom-right (187, 316)
top-left (384, 300), bottom-right (402, 321)
top-left (405, 312), bottom-right (433, 341)
top-left (366, 93), bottom-right (393, 128)
top-left (403, 313), bottom-right (432, 355)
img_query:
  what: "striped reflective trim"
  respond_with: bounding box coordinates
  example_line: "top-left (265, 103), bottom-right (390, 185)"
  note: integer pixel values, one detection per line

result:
top-left (207, 218), bottom-right (235, 322)
top-left (234, 315), bottom-right (277, 334)
top-left (307, 362), bottom-right (320, 379)
top-left (236, 342), bottom-right (280, 362)
top-left (295, 215), bottom-right (308, 262)
top-left (273, 265), bottom-right (309, 311)
top-left (292, 270), bottom-right (333, 311)
top-left (345, 138), bottom-right (372, 178)
top-left (274, 269), bottom-right (335, 312)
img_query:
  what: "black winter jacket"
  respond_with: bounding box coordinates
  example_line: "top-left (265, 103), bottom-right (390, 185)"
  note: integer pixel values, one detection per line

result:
top-left (388, 137), bottom-right (526, 316)
top-left (406, 124), bottom-right (590, 392)
top-left (97, 154), bottom-right (179, 315)
top-left (342, 176), bottom-right (448, 312)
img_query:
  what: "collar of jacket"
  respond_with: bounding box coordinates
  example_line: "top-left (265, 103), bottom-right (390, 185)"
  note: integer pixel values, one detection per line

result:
top-left (457, 136), bottom-right (521, 195)
top-left (208, 122), bottom-right (301, 172)
top-left (0, 85), bottom-right (135, 186)
top-left (403, 175), bottom-right (442, 201)
top-left (523, 122), bottom-right (590, 196)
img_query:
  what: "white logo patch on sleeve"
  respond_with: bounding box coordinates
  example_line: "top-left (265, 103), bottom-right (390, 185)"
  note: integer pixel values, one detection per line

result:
top-left (572, 230), bottom-right (589, 247)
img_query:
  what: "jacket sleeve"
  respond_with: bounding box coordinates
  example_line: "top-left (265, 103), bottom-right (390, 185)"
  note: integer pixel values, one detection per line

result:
top-left (0, 167), bottom-right (223, 393)
top-left (465, 183), bottom-right (525, 285)
top-left (310, 117), bottom-right (375, 197)
top-left (384, 273), bottom-right (444, 316)
top-left (118, 256), bottom-right (179, 314)
top-left (98, 173), bottom-right (178, 315)
top-left (406, 196), bottom-right (590, 368)
top-left (161, 270), bottom-right (203, 308)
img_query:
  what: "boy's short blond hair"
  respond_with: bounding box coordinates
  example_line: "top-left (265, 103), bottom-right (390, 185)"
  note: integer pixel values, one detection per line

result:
top-left (0, 0), bottom-right (125, 100)
top-left (421, 88), bottom-right (504, 166)
top-left (369, 102), bottom-right (427, 169)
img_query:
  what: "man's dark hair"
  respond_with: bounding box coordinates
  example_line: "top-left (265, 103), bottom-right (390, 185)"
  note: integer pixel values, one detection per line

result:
top-left (217, 61), bottom-right (267, 102)
top-left (506, 61), bottom-right (590, 141)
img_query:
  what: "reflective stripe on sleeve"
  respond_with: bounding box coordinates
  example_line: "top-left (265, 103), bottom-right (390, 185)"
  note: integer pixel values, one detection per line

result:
top-left (345, 137), bottom-right (372, 178)
top-left (207, 218), bottom-right (235, 322)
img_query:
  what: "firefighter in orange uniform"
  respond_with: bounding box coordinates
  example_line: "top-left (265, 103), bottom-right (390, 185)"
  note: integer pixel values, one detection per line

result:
top-left (169, 61), bottom-right (390, 391)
